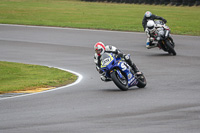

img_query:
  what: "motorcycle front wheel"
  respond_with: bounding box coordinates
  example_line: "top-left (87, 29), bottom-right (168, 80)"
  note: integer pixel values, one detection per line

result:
top-left (110, 70), bottom-right (128, 91)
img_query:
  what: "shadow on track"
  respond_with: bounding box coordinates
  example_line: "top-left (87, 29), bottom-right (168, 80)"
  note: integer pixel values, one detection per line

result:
top-left (146, 53), bottom-right (177, 57)
top-left (99, 87), bottom-right (147, 92)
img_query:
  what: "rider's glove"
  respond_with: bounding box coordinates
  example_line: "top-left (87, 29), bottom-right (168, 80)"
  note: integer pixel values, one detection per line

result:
top-left (117, 53), bottom-right (125, 58)
top-left (150, 37), bottom-right (154, 42)
top-left (163, 19), bottom-right (167, 23)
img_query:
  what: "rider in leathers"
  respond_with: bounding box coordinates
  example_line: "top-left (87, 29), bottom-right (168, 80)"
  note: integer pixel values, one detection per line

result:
top-left (145, 20), bottom-right (174, 49)
top-left (94, 42), bottom-right (141, 81)
top-left (142, 11), bottom-right (167, 31)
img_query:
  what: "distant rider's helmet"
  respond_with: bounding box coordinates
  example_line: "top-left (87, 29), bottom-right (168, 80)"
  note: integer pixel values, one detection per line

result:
top-left (94, 42), bottom-right (106, 56)
top-left (147, 20), bottom-right (156, 33)
top-left (145, 11), bottom-right (152, 19)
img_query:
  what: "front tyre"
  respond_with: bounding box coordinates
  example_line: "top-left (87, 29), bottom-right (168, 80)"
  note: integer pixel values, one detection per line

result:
top-left (110, 70), bottom-right (128, 91)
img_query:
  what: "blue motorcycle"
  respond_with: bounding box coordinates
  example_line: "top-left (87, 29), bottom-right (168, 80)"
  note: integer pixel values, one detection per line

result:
top-left (100, 53), bottom-right (147, 91)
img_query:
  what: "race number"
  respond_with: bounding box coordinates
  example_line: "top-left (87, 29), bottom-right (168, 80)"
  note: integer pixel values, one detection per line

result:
top-left (121, 62), bottom-right (127, 71)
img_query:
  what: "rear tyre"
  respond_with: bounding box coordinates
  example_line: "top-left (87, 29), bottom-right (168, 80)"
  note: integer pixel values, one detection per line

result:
top-left (136, 73), bottom-right (147, 88)
top-left (110, 70), bottom-right (128, 91)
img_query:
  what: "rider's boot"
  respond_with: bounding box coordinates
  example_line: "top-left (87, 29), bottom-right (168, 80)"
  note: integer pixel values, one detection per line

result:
top-left (125, 55), bottom-right (142, 76)
top-left (146, 42), bottom-right (151, 49)
top-left (146, 42), bottom-right (157, 49)
top-left (130, 63), bottom-right (142, 76)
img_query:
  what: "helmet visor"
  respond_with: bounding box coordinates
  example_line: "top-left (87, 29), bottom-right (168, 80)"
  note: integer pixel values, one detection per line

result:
top-left (95, 49), bottom-right (102, 55)
top-left (148, 26), bottom-right (154, 30)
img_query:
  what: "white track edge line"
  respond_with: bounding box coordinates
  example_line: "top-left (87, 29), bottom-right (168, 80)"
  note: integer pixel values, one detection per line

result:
top-left (0, 23), bottom-right (144, 34)
top-left (0, 67), bottom-right (83, 100)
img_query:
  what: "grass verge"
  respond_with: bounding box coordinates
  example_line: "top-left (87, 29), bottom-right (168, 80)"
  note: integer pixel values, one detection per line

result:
top-left (0, 61), bottom-right (77, 94)
top-left (0, 0), bottom-right (199, 36)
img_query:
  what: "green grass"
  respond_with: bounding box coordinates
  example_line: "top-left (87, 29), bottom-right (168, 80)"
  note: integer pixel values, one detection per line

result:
top-left (0, 0), bottom-right (199, 35)
top-left (0, 61), bottom-right (77, 94)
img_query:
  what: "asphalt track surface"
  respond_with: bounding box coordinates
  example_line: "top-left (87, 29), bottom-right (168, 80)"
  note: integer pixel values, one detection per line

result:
top-left (0, 24), bottom-right (200, 133)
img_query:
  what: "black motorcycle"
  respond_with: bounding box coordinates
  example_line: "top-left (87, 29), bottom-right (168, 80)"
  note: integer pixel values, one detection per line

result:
top-left (150, 20), bottom-right (176, 56)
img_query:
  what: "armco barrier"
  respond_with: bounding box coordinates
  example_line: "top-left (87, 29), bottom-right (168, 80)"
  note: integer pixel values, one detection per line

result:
top-left (82, 0), bottom-right (200, 6)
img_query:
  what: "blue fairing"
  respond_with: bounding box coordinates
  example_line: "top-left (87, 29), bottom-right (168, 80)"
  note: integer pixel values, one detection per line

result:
top-left (100, 53), bottom-right (138, 87)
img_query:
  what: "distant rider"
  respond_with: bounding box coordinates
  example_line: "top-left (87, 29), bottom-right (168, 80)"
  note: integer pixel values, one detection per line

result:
top-left (94, 42), bottom-right (141, 81)
top-left (145, 20), bottom-right (174, 49)
top-left (142, 11), bottom-right (167, 31)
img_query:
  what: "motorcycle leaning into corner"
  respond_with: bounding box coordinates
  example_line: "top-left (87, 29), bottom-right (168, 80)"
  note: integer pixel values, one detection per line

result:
top-left (147, 20), bottom-right (176, 56)
top-left (100, 53), bottom-right (147, 91)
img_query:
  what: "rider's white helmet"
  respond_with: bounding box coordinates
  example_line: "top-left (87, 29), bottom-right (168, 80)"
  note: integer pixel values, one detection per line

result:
top-left (94, 42), bottom-right (106, 56)
top-left (145, 11), bottom-right (152, 18)
top-left (147, 20), bottom-right (156, 33)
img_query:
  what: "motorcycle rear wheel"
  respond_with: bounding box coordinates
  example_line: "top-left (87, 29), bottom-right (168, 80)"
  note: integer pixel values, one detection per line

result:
top-left (166, 40), bottom-right (176, 56)
top-left (136, 73), bottom-right (147, 88)
top-left (110, 70), bottom-right (128, 91)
